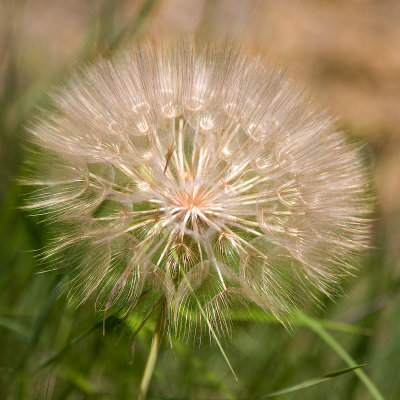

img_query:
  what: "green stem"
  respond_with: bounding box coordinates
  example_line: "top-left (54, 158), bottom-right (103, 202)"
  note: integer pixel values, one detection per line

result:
top-left (299, 312), bottom-right (385, 400)
top-left (137, 330), bottom-right (160, 400)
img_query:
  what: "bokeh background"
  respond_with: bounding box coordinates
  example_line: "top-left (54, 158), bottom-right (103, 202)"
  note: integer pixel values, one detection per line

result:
top-left (1, 0), bottom-right (399, 399)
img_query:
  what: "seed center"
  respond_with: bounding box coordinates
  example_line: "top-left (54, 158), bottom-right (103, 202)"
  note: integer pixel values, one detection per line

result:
top-left (165, 183), bottom-right (223, 233)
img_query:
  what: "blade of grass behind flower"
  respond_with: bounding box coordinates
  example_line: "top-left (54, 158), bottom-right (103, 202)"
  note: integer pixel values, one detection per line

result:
top-left (36, 317), bottom-right (109, 372)
top-left (264, 364), bottom-right (366, 398)
top-left (58, 366), bottom-right (97, 395)
top-left (11, 275), bottom-right (59, 374)
top-left (38, 295), bottom-right (160, 373)
top-left (230, 308), bottom-right (373, 336)
top-left (0, 315), bottom-right (30, 341)
top-left (109, 0), bottom-right (161, 50)
top-left (297, 312), bottom-right (385, 400)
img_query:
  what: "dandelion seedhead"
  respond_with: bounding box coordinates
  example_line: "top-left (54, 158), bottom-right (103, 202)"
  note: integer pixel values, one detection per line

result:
top-left (25, 39), bottom-right (371, 340)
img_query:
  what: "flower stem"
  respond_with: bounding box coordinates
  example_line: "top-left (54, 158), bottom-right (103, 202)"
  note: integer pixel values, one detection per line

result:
top-left (137, 330), bottom-right (160, 400)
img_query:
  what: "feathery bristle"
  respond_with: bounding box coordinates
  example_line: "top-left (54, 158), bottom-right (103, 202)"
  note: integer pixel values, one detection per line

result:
top-left (25, 39), bottom-right (372, 339)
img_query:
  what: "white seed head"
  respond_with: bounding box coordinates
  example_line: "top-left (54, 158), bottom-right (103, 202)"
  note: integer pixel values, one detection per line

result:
top-left (25, 39), bottom-right (371, 339)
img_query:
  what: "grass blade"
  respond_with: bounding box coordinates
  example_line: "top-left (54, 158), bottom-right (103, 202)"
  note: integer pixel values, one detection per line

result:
top-left (37, 319), bottom-right (104, 372)
top-left (230, 308), bottom-right (372, 336)
top-left (265, 364), bottom-right (366, 398)
top-left (298, 312), bottom-right (385, 400)
top-left (0, 315), bottom-right (30, 340)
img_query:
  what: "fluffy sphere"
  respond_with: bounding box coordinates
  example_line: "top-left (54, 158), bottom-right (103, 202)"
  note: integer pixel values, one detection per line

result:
top-left (26, 40), bottom-right (371, 338)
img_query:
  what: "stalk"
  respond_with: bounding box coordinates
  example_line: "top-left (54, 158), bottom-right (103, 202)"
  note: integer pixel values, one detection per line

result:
top-left (137, 330), bottom-right (160, 400)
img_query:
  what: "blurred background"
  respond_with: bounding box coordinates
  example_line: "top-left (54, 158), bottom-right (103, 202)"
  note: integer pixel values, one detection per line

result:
top-left (0, 0), bottom-right (399, 399)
